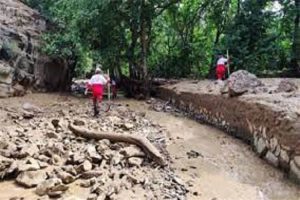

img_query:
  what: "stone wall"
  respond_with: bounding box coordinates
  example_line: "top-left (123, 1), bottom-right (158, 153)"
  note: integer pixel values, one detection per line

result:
top-left (158, 87), bottom-right (300, 184)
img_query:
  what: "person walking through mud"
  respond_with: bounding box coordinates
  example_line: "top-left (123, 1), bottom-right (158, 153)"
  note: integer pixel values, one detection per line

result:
top-left (216, 54), bottom-right (229, 80)
top-left (86, 66), bottom-right (110, 117)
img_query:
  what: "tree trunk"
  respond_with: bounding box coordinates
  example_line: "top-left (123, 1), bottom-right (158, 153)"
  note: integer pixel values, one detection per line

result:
top-left (237, 0), bottom-right (241, 15)
top-left (140, 0), bottom-right (150, 98)
top-left (69, 123), bottom-right (166, 166)
top-left (292, 0), bottom-right (300, 74)
top-left (207, 28), bottom-right (221, 79)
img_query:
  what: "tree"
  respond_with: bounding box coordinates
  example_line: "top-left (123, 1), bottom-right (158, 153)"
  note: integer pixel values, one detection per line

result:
top-left (292, 0), bottom-right (300, 74)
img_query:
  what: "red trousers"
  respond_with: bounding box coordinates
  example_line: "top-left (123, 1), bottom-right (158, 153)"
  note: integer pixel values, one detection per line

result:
top-left (91, 84), bottom-right (104, 101)
top-left (216, 65), bottom-right (226, 80)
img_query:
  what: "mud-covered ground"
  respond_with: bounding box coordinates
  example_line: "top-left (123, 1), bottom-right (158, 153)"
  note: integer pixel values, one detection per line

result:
top-left (0, 94), bottom-right (186, 200)
top-left (163, 78), bottom-right (300, 118)
top-left (0, 93), bottom-right (299, 200)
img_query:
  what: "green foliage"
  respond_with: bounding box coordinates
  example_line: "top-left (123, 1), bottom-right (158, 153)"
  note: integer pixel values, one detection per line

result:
top-left (24, 0), bottom-right (299, 79)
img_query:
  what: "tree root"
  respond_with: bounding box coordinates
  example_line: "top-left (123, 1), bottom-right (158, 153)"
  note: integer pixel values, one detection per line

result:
top-left (68, 123), bottom-right (166, 166)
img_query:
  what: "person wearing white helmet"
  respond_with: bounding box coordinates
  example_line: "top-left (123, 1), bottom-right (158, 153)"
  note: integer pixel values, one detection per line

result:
top-left (87, 65), bottom-right (110, 116)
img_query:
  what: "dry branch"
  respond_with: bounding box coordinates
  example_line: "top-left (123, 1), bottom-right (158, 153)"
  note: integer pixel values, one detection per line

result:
top-left (68, 123), bottom-right (166, 166)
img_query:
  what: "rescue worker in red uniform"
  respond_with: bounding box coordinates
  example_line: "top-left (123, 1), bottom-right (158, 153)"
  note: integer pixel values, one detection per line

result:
top-left (87, 67), bottom-right (109, 116)
top-left (216, 55), bottom-right (229, 80)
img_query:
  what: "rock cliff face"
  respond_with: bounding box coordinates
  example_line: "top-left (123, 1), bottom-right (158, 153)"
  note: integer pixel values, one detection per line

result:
top-left (0, 0), bottom-right (68, 98)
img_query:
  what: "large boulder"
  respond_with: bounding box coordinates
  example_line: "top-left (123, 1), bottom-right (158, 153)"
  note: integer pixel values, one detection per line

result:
top-left (228, 70), bottom-right (263, 97)
top-left (0, 0), bottom-right (69, 97)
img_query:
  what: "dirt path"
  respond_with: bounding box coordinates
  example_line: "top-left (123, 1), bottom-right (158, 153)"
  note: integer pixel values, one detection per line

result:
top-left (125, 100), bottom-right (300, 200)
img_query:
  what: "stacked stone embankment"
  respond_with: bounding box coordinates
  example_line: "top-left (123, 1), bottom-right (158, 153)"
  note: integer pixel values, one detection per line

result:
top-left (158, 78), bottom-right (300, 184)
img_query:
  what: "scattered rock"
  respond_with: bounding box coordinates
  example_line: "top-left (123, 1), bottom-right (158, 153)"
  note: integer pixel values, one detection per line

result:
top-left (121, 146), bottom-right (145, 158)
top-left (80, 170), bottom-right (103, 179)
top-left (73, 119), bottom-right (85, 126)
top-left (46, 131), bottom-right (59, 139)
top-left (255, 138), bottom-right (267, 157)
top-left (128, 157), bottom-right (143, 167)
top-left (265, 151), bottom-right (279, 167)
top-left (87, 193), bottom-right (98, 200)
top-left (81, 160), bottom-right (93, 172)
top-left (22, 111), bottom-right (35, 119)
top-left (22, 103), bottom-right (41, 113)
top-left (16, 170), bottom-right (47, 188)
top-left (56, 169), bottom-right (76, 184)
top-left (289, 160), bottom-right (300, 184)
top-left (275, 79), bottom-right (298, 93)
top-left (35, 178), bottom-right (62, 196)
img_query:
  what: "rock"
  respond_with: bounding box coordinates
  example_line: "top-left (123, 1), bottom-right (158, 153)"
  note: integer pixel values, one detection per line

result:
top-left (37, 155), bottom-right (50, 163)
top-left (265, 151), bottom-right (279, 167)
top-left (16, 170), bottom-right (47, 188)
top-left (96, 140), bottom-right (110, 153)
top-left (20, 144), bottom-right (39, 157)
top-left (47, 190), bottom-right (64, 198)
top-left (51, 119), bottom-right (60, 129)
top-left (80, 177), bottom-right (97, 188)
top-left (80, 170), bottom-right (103, 179)
top-left (279, 149), bottom-right (290, 169)
top-left (294, 156), bottom-right (300, 168)
top-left (111, 153), bottom-right (123, 166)
top-left (269, 137), bottom-right (278, 152)
top-left (56, 169), bottom-right (76, 184)
top-left (22, 102), bottom-right (41, 113)
top-left (62, 165), bottom-right (77, 176)
top-left (255, 138), bottom-right (267, 157)
top-left (35, 178), bottom-right (62, 196)
top-left (81, 160), bottom-right (93, 172)
top-left (70, 153), bottom-right (85, 164)
top-left (18, 158), bottom-right (41, 172)
top-left (22, 111), bottom-right (34, 119)
top-left (86, 145), bottom-right (102, 163)
top-left (0, 83), bottom-right (13, 98)
top-left (227, 70), bottom-right (263, 97)
top-left (289, 160), bottom-right (300, 184)
top-left (120, 146), bottom-right (145, 158)
top-left (51, 154), bottom-right (63, 166)
top-left (73, 119), bottom-right (85, 126)
top-left (46, 131), bottom-right (59, 139)
top-left (12, 84), bottom-right (26, 97)
top-left (87, 193), bottom-right (98, 200)
top-left (122, 123), bottom-right (134, 130)
top-left (128, 157), bottom-right (143, 167)
top-left (275, 79), bottom-right (298, 93)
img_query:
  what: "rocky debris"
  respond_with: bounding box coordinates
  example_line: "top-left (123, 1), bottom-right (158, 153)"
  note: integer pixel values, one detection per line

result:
top-left (121, 146), bottom-right (145, 158)
top-left (275, 79), bottom-right (298, 93)
top-left (16, 170), bottom-right (47, 188)
top-left (128, 157), bottom-right (143, 167)
top-left (227, 70), bottom-right (263, 97)
top-left (0, 100), bottom-right (186, 199)
top-left (22, 102), bottom-right (41, 113)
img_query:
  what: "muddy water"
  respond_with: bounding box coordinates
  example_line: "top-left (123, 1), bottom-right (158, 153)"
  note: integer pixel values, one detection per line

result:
top-left (125, 100), bottom-right (300, 200)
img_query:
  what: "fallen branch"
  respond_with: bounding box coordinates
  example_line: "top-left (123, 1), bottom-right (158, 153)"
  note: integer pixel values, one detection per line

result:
top-left (68, 123), bottom-right (166, 166)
